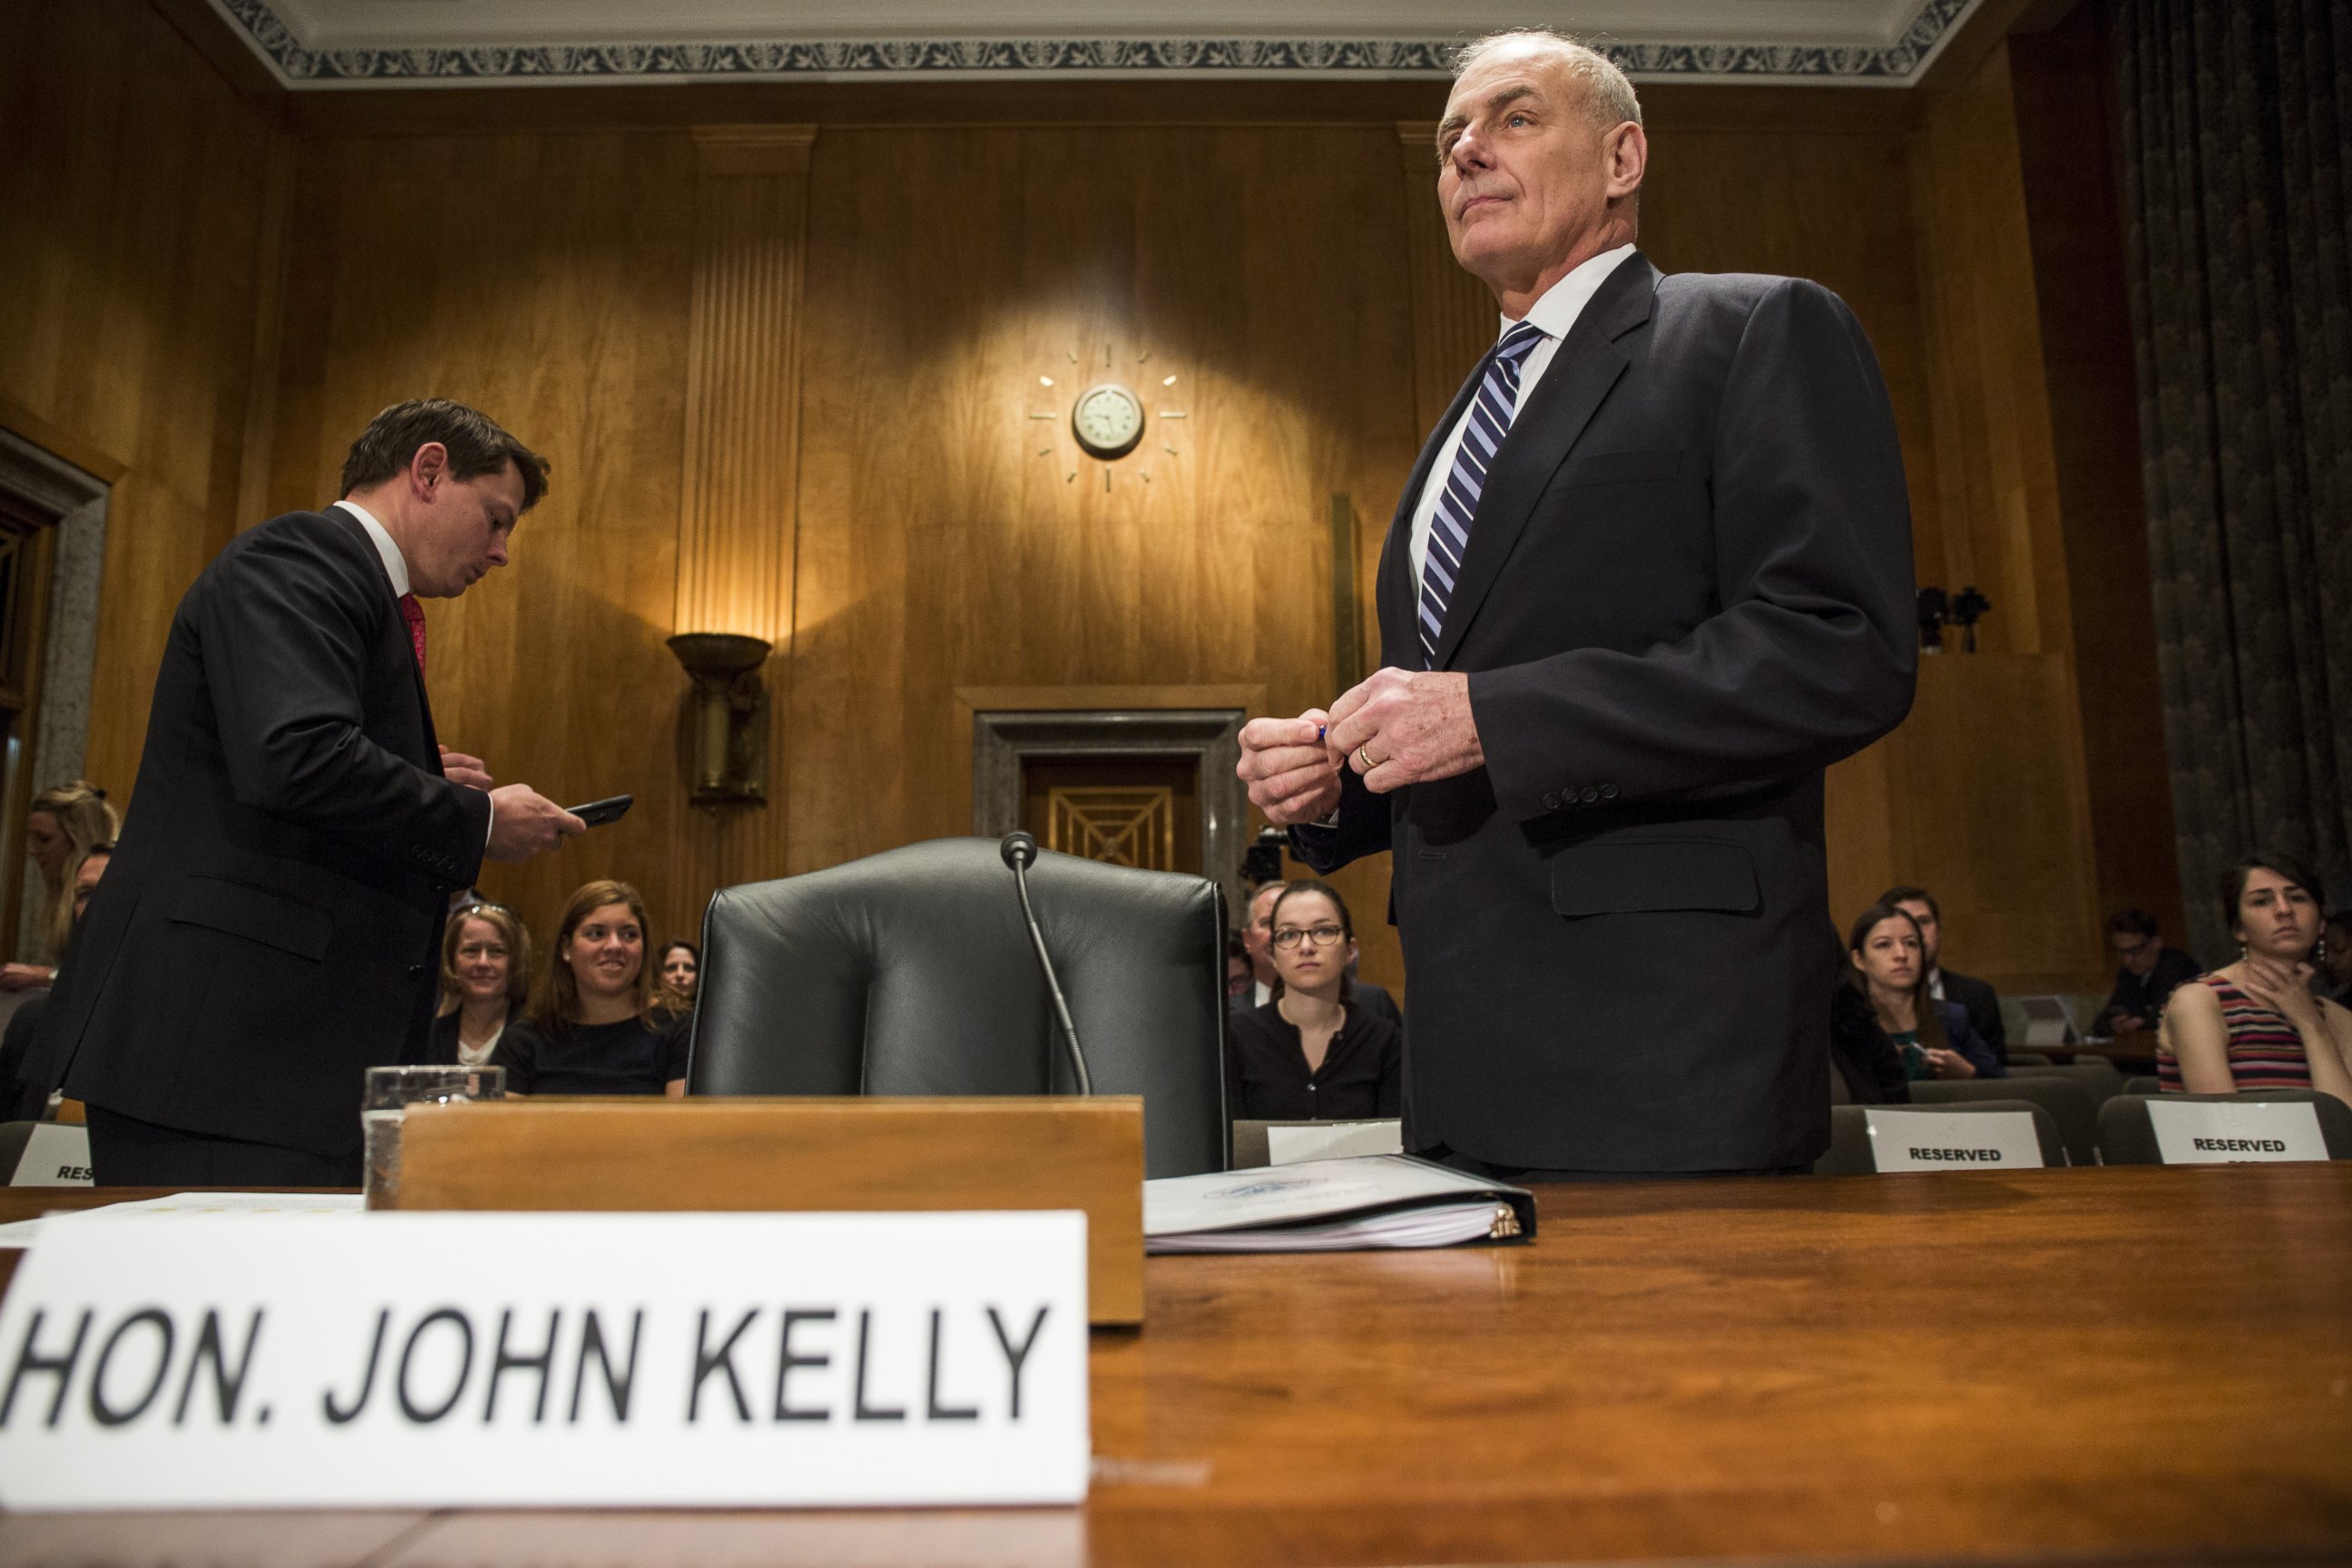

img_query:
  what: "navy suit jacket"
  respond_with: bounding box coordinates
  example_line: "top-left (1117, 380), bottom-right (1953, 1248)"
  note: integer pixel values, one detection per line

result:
top-left (24, 510), bottom-right (490, 1156)
top-left (1296, 252), bottom-right (1916, 1172)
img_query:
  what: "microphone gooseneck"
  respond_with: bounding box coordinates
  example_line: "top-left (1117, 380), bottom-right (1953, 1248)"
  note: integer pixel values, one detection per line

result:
top-left (998, 831), bottom-right (1092, 1096)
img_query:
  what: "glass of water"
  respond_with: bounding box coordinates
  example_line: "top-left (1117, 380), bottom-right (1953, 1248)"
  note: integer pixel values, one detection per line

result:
top-left (362, 1063), bottom-right (504, 1210)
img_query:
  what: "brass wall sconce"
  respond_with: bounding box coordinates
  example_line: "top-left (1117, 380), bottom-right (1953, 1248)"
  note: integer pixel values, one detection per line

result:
top-left (667, 632), bottom-right (771, 804)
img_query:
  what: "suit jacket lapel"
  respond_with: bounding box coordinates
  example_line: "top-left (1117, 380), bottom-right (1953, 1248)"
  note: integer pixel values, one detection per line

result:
top-left (329, 510), bottom-right (445, 772)
top-left (1430, 253), bottom-right (1660, 671)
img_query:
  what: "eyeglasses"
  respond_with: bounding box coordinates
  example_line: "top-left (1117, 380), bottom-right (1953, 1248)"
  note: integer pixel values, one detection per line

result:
top-left (1272, 925), bottom-right (1347, 950)
top-left (2112, 936), bottom-right (2155, 959)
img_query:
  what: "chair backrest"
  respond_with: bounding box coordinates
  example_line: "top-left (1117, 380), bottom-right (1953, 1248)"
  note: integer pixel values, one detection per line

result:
top-left (2007, 1052), bottom-right (2055, 1067)
top-left (2096, 1090), bottom-right (2352, 1165)
top-left (1817, 1101), bottom-right (2064, 1175)
top-left (2122, 1075), bottom-right (2162, 1096)
top-left (1910, 1075), bottom-right (2099, 1166)
top-left (2005, 1058), bottom-right (2125, 1107)
top-left (687, 837), bottom-right (1229, 1178)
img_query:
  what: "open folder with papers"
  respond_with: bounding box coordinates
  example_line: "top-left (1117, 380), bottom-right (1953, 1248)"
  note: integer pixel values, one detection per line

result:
top-left (1143, 1154), bottom-right (1536, 1253)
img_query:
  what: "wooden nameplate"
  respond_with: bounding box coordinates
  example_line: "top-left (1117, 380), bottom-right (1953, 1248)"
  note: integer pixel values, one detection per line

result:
top-left (391, 1096), bottom-right (1145, 1325)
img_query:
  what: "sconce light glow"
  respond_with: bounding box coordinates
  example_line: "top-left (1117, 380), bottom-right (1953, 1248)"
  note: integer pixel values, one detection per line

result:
top-left (1161, 375), bottom-right (1178, 387)
top-left (1040, 376), bottom-right (1055, 387)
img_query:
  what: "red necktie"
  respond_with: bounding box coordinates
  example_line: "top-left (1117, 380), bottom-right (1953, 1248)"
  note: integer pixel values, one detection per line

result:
top-left (397, 593), bottom-right (426, 678)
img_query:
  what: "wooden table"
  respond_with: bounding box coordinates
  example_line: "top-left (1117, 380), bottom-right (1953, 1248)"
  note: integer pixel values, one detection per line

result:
top-left (3, 1166), bottom-right (2348, 1566)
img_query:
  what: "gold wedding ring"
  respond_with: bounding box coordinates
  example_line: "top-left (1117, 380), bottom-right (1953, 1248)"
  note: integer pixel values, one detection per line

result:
top-left (1358, 745), bottom-right (1379, 771)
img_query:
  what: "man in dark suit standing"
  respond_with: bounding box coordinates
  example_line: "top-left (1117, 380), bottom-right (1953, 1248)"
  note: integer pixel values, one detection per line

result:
top-left (1238, 31), bottom-right (1916, 1177)
top-left (27, 399), bottom-right (585, 1185)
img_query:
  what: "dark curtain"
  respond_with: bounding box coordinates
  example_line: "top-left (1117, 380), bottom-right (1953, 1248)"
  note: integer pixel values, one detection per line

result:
top-left (2115, 0), bottom-right (2352, 962)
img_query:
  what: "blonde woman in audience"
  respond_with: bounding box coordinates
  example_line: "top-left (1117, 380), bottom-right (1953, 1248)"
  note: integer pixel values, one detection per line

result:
top-left (1846, 901), bottom-right (2000, 1080)
top-left (654, 939), bottom-right (699, 1015)
top-left (496, 879), bottom-right (688, 1096)
top-left (5, 780), bottom-right (118, 988)
top-left (426, 902), bottom-right (538, 1070)
top-left (2160, 853), bottom-right (2352, 1102)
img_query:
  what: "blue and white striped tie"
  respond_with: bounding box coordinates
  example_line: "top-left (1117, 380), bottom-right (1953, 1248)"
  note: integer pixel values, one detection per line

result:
top-left (1419, 321), bottom-right (1547, 669)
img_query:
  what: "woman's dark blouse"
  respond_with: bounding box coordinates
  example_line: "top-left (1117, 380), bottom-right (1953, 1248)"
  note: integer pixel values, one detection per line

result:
top-left (1226, 998), bottom-right (1403, 1121)
top-left (494, 1012), bottom-right (690, 1095)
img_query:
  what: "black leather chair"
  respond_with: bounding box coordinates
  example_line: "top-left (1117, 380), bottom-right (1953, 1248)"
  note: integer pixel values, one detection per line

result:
top-left (686, 838), bottom-right (1229, 1178)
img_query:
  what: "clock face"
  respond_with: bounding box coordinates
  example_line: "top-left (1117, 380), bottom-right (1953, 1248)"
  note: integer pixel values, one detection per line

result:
top-left (1072, 383), bottom-right (1145, 459)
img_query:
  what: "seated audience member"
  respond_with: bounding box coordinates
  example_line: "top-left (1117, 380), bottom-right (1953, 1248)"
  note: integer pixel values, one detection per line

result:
top-left (425, 902), bottom-right (536, 1070)
top-left (655, 939), bottom-right (700, 1015)
top-left (1882, 885), bottom-right (2007, 1064)
top-left (3, 780), bottom-right (118, 992)
top-left (2091, 908), bottom-right (2201, 1037)
top-left (1829, 975), bottom-right (1910, 1104)
top-left (1224, 929), bottom-right (1254, 1009)
top-left (2322, 910), bottom-right (2352, 1007)
top-left (2159, 854), bottom-right (2352, 1101)
top-left (1226, 879), bottom-right (1402, 1120)
top-left (0, 842), bottom-right (113, 1119)
top-left (1240, 879), bottom-right (1285, 1007)
top-left (496, 880), bottom-right (689, 1096)
top-left (1847, 900), bottom-right (2003, 1081)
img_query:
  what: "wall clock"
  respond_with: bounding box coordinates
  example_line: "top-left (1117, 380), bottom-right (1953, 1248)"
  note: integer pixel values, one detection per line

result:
top-left (1072, 382), bottom-right (1145, 459)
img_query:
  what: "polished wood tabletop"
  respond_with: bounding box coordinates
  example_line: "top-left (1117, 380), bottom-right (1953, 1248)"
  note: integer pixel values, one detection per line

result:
top-left (2, 1165), bottom-right (2348, 1567)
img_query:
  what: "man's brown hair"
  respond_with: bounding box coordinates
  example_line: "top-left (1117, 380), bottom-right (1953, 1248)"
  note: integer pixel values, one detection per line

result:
top-left (340, 398), bottom-right (551, 512)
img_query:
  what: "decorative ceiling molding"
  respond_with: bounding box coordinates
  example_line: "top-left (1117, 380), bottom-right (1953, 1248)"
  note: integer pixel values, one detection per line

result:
top-left (210, 0), bottom-right (1982, 89)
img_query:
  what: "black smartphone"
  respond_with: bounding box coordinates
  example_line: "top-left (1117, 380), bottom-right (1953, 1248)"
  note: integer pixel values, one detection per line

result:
top-left (565, 794), bottom-right (633, 828)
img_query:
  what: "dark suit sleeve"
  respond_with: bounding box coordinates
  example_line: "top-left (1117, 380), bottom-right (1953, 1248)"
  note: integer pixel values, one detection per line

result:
top-left (1470, 279), bottom-right (1916, 817)
top-left (1288, 764), bottom-right (1391, 875)
top-left (1941, 1004), bottom-right (2003, 1079)
top-left (196, 523), bottom-right (489, 885)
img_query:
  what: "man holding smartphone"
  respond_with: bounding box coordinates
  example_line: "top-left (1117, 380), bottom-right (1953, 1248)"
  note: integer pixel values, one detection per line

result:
top-left (26, 399), bottom-right (585, 1185)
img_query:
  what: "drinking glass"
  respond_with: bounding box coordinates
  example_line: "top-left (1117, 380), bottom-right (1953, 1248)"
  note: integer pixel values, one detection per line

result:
top-left (362, 1063), bottom-right (504, 1210)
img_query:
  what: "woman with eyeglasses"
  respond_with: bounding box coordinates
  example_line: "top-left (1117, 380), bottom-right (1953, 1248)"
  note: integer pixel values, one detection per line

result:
top-left (425, 902), bottom-right (538, 1070)
top-left (1224, 878), bottom-right (1402, 1121)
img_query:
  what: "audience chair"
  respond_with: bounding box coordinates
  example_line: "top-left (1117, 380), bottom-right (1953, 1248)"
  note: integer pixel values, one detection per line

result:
top-left (2095, 1090), bottom-right (2352, 1165)
top-left (1910, 1076), bottom-right (2100, 1166)
top-left (2006, 1058), bottom-right (2125, 1108)
top-left (686, 837), bottom-right (1229, 1178)
top-left (1816, 1101), bottom-right (2064, 1175)
top-left (2122, 1075), bottom-right (2162, 1096)
top-left (2008, 1052), bottom-right (2055, 1067)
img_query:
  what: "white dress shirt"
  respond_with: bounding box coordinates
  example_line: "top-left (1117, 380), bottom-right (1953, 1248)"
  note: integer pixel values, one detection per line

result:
top-left (1407, 243), bottom-right (1639, 591)
top-left (333, 499), bottom-right (495, 841)
top-left (334, 499), bottom-right (409, 596)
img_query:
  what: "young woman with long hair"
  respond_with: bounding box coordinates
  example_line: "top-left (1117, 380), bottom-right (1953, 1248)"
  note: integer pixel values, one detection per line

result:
top-left (492, 879), bottom-right (688, 1096)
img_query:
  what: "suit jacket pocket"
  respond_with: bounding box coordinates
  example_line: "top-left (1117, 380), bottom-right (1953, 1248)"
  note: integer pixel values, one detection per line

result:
top-left (168, 876), bottom-right (333, 962)
top-left (1550, 838), bottom-right (1759, 917)
top-left (1559, 446), bottom-right (1682, 487)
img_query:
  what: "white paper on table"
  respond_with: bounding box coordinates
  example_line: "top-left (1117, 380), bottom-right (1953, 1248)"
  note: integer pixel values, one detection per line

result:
top-left (2147, 1099), bottom-right (2328, 1163)
top-left (1263, 1120), bottom-right (1404, 1165)
top-left (1143, 1154), bottom-right (1511, 1236)
top-left (0, 1191), bottom-right (364, 1250)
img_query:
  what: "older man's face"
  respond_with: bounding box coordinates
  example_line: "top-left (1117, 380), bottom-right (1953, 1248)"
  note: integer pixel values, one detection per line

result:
top-left (1437, 45), bottom-right (1636, 296)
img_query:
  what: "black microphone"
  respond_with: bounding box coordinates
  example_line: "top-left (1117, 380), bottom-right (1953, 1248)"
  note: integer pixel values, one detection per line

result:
top-left (999, 831), bottom-right (1092, 1096)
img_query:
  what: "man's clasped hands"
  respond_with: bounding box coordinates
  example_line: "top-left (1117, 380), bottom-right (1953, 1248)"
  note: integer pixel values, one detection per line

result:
top-left (1236, 667), bottom-right (1488, 827)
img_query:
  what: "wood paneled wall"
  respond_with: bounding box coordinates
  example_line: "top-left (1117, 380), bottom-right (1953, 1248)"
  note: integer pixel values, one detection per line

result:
top-left (0, 0), bottom-right (281, 798)
top-left (13, 0), bottom-right (2160, 992)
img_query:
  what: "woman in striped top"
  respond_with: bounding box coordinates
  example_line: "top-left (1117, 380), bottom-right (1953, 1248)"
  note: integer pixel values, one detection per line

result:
top-left (2160, 853), bottom-right (2352, 1102)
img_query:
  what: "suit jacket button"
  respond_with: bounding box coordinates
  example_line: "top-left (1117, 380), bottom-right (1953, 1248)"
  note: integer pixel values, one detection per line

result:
top-left (1542, 791), bottom-right (1563, 810)
top-left (1581, 786), bottom-right (1602, 804)
top-left (407, 964), bottom-right (426, 982)
top-left (1601, 784), bottom-right (1619, 800)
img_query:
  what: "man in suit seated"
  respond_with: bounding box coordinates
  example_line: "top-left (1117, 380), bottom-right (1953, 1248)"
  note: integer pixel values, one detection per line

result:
top-left (25, 399), bottom-right (586, 1185)
top-left (1882, 886), bottom-right (2007, 1066)
top-left (1237, 30), bottom-right (1916, 1178)
top-left (2091, 907), bottom-right (2201, 1037)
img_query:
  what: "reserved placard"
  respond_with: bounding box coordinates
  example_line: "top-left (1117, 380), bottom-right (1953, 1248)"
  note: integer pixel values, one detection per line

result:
top-left (8, 1124), bottom-right (92, 1187)
top-left (1265, 1121), bottom-right (1404, 1165)
top-left (1864, 1108), bottom-right (2044, 1171)
top-left (0, 1210), bottom-right (1087, 1511)
top-left (2146, 1099), bottom-right (2329, 1164)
